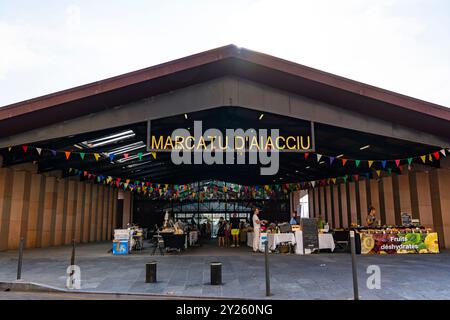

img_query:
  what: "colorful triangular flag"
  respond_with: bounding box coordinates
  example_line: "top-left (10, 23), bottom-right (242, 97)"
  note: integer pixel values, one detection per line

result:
top-left (94, 153), bottom-right (100, 161)
top-left (65, 151), bottom-right (71, 160)
top-left (368, 160), bottom-right (374, 168)
top-left (316, 154), bottom-right (322, 162)
top-left (355, 160), bottom-right (361, 168)
top-left (22, 145), bottom-right (28, 153)
top-left (138, 152), bottom-right (143, 161)
top-left (36, 148), bottom-right (42, 155)
top-left (420, 155), bottom-right (426, 163)
top-left (79, 152), bottom-right (85, 160)
top-left (395, 159), bottom-right (401, 167)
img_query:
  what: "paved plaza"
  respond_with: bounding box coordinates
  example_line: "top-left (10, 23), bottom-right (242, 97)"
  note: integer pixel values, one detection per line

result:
top-left (0, 241), bottom-right (449, 300)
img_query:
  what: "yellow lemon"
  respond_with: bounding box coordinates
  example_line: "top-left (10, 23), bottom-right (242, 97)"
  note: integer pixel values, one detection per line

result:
top-left (424, 233), bottom-right (439, 253)
top-left (361, 236), bottom-right (375, 254)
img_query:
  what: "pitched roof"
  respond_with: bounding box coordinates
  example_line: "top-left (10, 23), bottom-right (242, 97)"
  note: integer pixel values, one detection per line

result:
top-left (1, 44), bottom-right (449, 139)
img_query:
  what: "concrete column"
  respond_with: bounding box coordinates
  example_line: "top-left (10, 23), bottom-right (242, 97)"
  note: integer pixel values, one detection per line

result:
top-left (416, 171), bottom-right (433, 228)
top-left (348, 182), bottom-right (357, 225)
top-left (90, 184), bottom-right (98, 242)
top-left (112, 189), bottom-right (118, 232)
top-left (332, 184), bottom-right (340, 228)
top-left (102, 186), bottom-right (109, 240)
top-left (313, 187), bottom-right (319, 218)
top-left (308, 190), bottom-right (314, 218)
top-left (41, 176), bottom-right (57, 248)
top-left (25, 174), bottom-right (45, 248)
top-left (53, 179), bottom-right (68, 246)
top-left (358, 180), bottom-right (368, 227)
top-left (7, 171), bottom-right (32, 250)
top-left (398, 173), bottom-right (412, 215)
top-left (369, 179), bottom-right (381, 225)
top-left (382, 176), bottom-right (396, 226)
top-left (325, 186), bottom-right (333, 227)
top-left (82, 183), bottom-right (92, 243)
top-left (434, 169), bottom-right (450, 248)
top-left (339, 183), bottom-right (348, 228)
top-left (106, 188), bottom-right (113, 240)
top-left (64, 180), bottom-right (78, 245)
top-left (0, 168), bottom-right (13, 251)
top-left (75, 181), bottom-right (85, 243)
top-left (122, 191), bottom-right (132, 228)
top-left (96, 185), bottom-right (104, 241)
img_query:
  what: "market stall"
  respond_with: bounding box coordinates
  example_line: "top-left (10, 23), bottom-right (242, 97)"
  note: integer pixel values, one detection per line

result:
top-left (294, 231), bottom-right (335, 255)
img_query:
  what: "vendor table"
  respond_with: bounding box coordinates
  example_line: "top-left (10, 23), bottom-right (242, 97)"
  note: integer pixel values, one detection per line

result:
top-left (161, 233), bottom-right (186, 252)
top-left (269, 233), bottom-right (296, 250)
top-left (294, 231), bottom-right (335, 254)
top-left (247, 232), bottom-right (296, 252)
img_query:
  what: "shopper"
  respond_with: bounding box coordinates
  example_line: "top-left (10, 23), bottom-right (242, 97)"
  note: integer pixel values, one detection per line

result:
top-left (217, 217), bottom-right (225, 247)
top-left (224, 220), bottom-right (231, 247)
top-left (230, 214), bottom-right (240, 247)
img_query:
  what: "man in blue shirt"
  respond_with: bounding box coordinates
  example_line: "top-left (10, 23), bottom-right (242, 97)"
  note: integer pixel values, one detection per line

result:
top-left (289, 212), bottom-right (298, 225)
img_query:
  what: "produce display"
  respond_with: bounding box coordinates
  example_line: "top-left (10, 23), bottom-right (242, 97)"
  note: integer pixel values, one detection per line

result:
top-left (360, 228), bottom-right (439, 254)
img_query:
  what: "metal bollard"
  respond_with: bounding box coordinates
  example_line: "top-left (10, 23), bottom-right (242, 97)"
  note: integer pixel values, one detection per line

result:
top-left (210, 262), bottom-right (222, 285)
top-left (350, 231), bottom-right (359, 300)
top-left (264, 240), bottom-right (271, 296)
top-left (146, 262), bottom-right (157, 283)
top-left (17, 237), bottom-right (24, 280)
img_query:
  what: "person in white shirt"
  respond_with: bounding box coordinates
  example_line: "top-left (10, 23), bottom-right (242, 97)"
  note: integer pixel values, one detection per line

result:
top-left (252, 208), bottom-right (267, 252)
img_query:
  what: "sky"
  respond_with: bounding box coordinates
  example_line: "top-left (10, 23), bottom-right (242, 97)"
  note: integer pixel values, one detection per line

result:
top-left (1, 0), bottom-right (450, 107)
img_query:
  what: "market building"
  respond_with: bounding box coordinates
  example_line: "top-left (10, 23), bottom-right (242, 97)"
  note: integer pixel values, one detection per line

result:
top-left (0, 44), bottom-right (449, 253)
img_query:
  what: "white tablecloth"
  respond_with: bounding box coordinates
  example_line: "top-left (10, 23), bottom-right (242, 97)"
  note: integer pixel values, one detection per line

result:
top-left (294, 231), bottom-right (335, 254)
top-left (189, 231), bottom-right (198, 246)
top-left (247, 232), bottom-right (254, 247)
top-left (247, 232), bottom-right (296, 251)
top-left (268, 233), bottom-right (296, 250)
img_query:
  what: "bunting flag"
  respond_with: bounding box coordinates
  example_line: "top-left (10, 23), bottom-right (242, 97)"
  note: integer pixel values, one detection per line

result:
top-left (79, 152), bottom-right (85, 160)
top-left (65, 151), bottom-right (71, 160)
top-left (36, 148), bottom-right (42, 155)
top-left (376, 170), bottom-right (381, 177)
top-left (109, 153), bottom-right (115, 161)
top-left (94, 153), bottom-right (100, 161)
top-left (138, 152), bottom-right (143, 161)
top-left (440, 149), bottom-right (446, 157)
top-left (395, 159), bottom-right (401, 167)
top-left (22, 145), bottom-right (28, 153)
top-left (433, 152), bottom-right (440, 160)
top-left (51, 150), bottom-right (57, 156)
top-left (407, 158), bottom-right (413, 165)
top-left (316, 154), bottom-right (322, 162)
top-left (420, 155), bottom-right (426, 163)
top-left (368, 160), bottom-right (374, 168)
top-left (329, 157), bottom-right (335, 165)
top-left (304, 153), bottom-right (310, 159)
top-left (8, 147), bottom-right (12, 152)
top-left (124, 153), bottom-right (129, 160)
top-left (151, 152), bottom-right (157, 159)
top-left (355, 160), bottom-right (361, 168)
top-left (342, 159), bottom-right (347, 166)
top-left (381, 160), bottom-right (387, 168)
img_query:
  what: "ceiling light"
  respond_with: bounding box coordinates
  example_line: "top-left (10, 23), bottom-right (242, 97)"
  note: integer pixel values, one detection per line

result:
top-left (306, 166), bottom-right (310, 169)
top-left (184, 113), bottom-right (188, 119)
top-left (259, 113), bottom-right (264, 120)
top-left (337, 154), bottom-right (344, 158)
top-left (360, 145), bottom-right (370, 150)
top-left (319, 161), bottom-right (325, 164)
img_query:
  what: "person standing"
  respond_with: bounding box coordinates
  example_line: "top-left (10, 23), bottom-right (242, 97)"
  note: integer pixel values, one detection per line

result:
top-left (366, 206), bottom-right (378, 227)
top-left (252, 208), bottom-right (267, 253)
top-left (230, 214), bottom-right (240, 247)
top-left (217, 217), bottom-right (225, 247)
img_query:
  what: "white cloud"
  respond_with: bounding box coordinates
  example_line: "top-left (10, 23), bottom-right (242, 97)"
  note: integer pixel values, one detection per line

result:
top-left (0, 0), bottom-right (449, 107)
